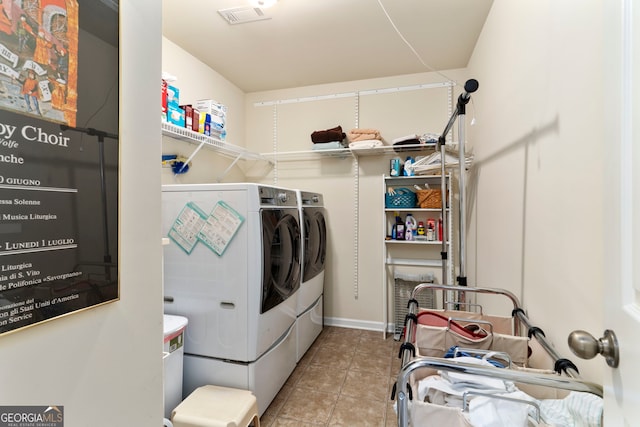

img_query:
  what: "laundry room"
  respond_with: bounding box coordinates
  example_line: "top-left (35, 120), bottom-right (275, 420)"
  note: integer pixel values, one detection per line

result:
top-left (0, 0), bottom-right (636, 426)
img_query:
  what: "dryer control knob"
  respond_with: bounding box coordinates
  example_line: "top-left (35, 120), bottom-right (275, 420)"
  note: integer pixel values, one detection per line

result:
top-left (278, 193), bottom-right (288, 203)
top-left (312, 195), bottom-right (319, 203)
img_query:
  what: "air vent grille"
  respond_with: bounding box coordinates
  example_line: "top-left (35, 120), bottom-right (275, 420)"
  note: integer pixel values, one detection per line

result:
top-left (218, 7), bottom-right (271, 25)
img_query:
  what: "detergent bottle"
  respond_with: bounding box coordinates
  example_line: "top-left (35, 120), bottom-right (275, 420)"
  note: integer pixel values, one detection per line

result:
top-left (391, 212), bottom-right (400, 239)
top-left (405, 214), bottom-right (417, 240)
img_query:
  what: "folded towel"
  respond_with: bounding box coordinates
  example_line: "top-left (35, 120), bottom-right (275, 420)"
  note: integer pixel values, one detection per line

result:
top-left (348, 128), bottom-right (382, 142)
top-left (393, 134), bottom-right (419, 144)
top-left (311, 126), bottom-right (346, 143)
top-left (348, 139), bottom-right (383, 150)
top-left (312, 141), bottom-right (345, 151)
top-left (393, 138), bottom-right (422, 153)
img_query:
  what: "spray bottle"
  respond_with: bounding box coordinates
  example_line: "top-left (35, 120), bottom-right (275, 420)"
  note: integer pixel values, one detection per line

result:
top-left (405, 214), bottom-right (417, 241)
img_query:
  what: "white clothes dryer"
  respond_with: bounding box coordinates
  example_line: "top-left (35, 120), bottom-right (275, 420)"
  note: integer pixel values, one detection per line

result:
top-left (162, 183), bottom-right (301, 415)
top-left (295, 190), bottom-right (327, 361)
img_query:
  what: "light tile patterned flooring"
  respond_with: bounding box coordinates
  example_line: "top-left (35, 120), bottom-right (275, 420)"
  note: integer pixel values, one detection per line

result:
top-left (260, 326), bottom-right (402, 427)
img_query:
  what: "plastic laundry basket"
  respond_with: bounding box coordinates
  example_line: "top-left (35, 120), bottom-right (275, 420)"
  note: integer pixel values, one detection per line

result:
top-left (163, 314), bottom-right (189, 419)
top-left (394, 272), bottom-right (435, 338)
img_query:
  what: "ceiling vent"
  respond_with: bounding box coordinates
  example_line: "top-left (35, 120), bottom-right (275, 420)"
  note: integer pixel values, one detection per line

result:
top-left (218, 7), bottom-right (271, 25)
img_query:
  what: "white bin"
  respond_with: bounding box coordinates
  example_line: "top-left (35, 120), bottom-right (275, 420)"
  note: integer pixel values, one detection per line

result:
top-left (163, 314), bottom-right (189, 419)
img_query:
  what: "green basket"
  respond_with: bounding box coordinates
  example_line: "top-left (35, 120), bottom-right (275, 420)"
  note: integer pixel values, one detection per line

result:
top-left (385, 188), bottom-right (417, 208)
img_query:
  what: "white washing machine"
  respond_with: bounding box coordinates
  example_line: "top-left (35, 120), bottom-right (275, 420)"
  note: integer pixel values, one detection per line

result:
top-left (162, 183), bottom-right (301, 415)
top-left (295, 190), bottom-right (327, 361)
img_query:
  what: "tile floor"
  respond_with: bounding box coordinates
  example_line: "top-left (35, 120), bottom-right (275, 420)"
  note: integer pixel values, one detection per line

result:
top-left (260, 326), bottom-right (402, 427)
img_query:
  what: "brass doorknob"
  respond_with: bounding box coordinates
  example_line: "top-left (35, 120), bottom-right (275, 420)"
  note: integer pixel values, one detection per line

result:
top-left (567, 329), bottom-right (619, 368)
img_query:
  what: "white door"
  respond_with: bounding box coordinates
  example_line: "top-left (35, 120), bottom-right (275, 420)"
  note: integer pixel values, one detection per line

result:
top-left (602, 0), bottom-right (640, 424)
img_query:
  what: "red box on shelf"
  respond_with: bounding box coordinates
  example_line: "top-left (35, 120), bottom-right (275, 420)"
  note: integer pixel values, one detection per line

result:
top-left (192, 109), bottom-right (199, 132)
top-left (161, 79), bottom-right (168, 118)
top-left (180, 104), bottom-right (194, 129)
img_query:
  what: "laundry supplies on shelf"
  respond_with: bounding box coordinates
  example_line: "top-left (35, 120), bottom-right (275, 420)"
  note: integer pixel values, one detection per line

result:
top-left (195, 99), bottom-right (227, 134)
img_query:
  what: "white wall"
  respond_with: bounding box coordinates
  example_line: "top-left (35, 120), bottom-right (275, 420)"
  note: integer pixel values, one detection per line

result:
top-left (0, 1), bottom-right (164, 425)
top-left (244, 70), bottom-right (468, 329)
top-left (465, 0), bottom-right (604, 382)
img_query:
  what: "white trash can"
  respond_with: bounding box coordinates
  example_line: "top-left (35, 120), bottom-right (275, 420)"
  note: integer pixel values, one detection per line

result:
top-left (163, 314), bottom-right (188, 419)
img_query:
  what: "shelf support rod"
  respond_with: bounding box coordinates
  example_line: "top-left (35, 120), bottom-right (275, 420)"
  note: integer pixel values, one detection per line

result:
top-left (272, 105), bottom-right (278, 185)
top-left (353, 92), bottom-right (360, 304)
top-left (177, 139), bottom-right (206, 175)
top-left (216, 153), bottom-right (243, 182)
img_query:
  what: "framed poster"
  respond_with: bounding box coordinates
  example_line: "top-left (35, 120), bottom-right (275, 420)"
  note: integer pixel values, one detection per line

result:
top-left (0, 0), bottom-right (119, 335)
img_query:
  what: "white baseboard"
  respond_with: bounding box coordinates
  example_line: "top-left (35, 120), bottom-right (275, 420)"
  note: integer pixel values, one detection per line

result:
top-left (323, 316), bottom-right (395, 334)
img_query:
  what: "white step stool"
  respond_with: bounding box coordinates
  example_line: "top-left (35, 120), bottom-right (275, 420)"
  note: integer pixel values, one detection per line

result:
top-left (171, 385), bottom-right (260, 427)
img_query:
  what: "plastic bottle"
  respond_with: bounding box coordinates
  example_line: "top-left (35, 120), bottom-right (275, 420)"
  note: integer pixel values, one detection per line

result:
top-left (391, 212), bottom-right (404, 240)
top-left (405, 214), bottom-right (417, 241)
top-left (395, 213), bottom-right (404, 240)
top-left (392, 212), bottom-right (401, 240)
top-left (390, 158), bottom-right (401, 176)
top-left (426, 218), bottom-right (436, 241)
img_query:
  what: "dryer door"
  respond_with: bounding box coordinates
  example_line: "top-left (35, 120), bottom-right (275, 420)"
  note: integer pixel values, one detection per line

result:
top-left (261, 208), bottom-right (301, 314)
top-left (303, 207), bottom-right (327, 283)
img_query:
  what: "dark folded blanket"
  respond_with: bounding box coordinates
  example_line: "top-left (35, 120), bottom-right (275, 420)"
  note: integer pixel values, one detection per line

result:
top-left (311, 126), bottom-right (346, 143)
top-left (393, 138), bottom-right (422, 153)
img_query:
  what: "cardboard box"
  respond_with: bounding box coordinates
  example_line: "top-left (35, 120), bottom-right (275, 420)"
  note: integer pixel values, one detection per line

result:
top-left (167, 104), bottom-right (185, 127)
top-left (167, 85), bottom-right (180, 108)
top-left (180, 104), bottom-right (194, 129)
top-left (192, 109), bottom-right (199, 133)
top-left (195, 99), bottom-right (227, 115)
top-left (195, 99), bottom-right (226, 130)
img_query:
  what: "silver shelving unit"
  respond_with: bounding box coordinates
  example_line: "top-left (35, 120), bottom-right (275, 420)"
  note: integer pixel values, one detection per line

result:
top-left (382, 174), bottom-right (454, 339)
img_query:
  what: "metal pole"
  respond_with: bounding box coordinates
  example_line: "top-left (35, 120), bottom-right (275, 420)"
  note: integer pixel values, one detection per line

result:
top-left (457, 115), bottom-right (466, 281)
top-left (439, 142), bottom-right (448, 285)
top-left (453, 81), bottom-right (477, 295)
top-left (457, 112), bottom-right (466, 306)
top-left (436, 79), bottom-right (478, 302)
top-left (60, 125), bottom-right (118, 281)
top-left (97, 134), bottom-right (111, 280)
